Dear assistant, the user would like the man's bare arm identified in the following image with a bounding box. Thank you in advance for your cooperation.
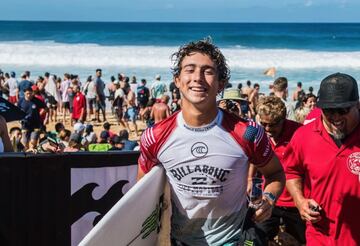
[287,178,322,223]
[137,165,146,181]
[253,155,285,222]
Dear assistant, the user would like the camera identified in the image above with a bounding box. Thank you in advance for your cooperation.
[226,100,238,111]
[310,205,319,212]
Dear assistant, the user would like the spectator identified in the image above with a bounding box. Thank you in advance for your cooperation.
[18,87,48,150]
[137,79,150,120]
[60,73,71,124]
[150,74,167,101]
[88,130,112,152]
[119,129,138,151]
[72,85,87,124]
[108,135,125,151]
[292,81,304,102]
[113,81,126,128]
[83,75,96,121]
[150,94,171,123]
[64,133,82,152]
[273,77,296,120]
[94,69,106,122]
[5,71,19,104]
[0,115,13,152]
[285,73,360,245]
[83,124,97,144]
[9,126,24,152]
[103,122,116,138]
[18,72,33,99]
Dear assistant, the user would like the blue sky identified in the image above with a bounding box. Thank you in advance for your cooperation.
[1,0,359,22]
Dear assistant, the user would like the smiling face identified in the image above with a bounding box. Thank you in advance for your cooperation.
[305,96,317,110]
[174,52,224,110]
[322,103,360,140]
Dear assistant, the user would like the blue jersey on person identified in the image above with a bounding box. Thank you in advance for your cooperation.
[122,140,138,151]
[18,97,46,130]
[18,80,33,98]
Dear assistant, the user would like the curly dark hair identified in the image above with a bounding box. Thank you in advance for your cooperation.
[171,37,230,85]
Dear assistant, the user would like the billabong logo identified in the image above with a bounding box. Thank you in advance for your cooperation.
[347,152,360,176]
[191,142,208,158]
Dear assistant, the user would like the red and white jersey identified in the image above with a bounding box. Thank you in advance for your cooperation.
[139,109,273,245]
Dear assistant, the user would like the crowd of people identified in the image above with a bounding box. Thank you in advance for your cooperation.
[0,68,180,153]
[0,38,360,245]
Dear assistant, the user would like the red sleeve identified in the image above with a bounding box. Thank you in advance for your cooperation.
[243,121,274,167]
[222,112,274,167]
[138,127,159,173]
[138,112,179,173]
[284,130,305,180]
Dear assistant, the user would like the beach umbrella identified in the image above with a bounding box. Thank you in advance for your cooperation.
[0,97,26,122]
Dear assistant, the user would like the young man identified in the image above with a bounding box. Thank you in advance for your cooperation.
[71,85,87,124]
[18,87,48,150]
[124,83,139,137]
[94,69,106,122]
[252,96,305,244]
[150,74,167,101]
[285,73,360,246]
[138,39,285,245]
[60,73,71,123]
[150,94,171,124]
[5,71,19,104]
[273,77,296,121]
[137,79,150,121]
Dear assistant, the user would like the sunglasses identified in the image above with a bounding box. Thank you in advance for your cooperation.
[259,119,283,128]
[322,107,352,116]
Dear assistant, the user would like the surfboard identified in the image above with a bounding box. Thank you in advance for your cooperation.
[79,165,167,246]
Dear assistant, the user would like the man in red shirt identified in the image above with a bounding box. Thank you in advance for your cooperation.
[250,96,305,244]
[285,73,360,246]
[72,85,87,123]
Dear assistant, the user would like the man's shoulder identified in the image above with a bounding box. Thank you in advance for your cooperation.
[221,110,260,143]
[141,112,178,149]
[291,118,318,143]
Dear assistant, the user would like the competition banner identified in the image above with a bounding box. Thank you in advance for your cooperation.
[79,165,166,246]
[0,152,139,246]
[71,166,137,246]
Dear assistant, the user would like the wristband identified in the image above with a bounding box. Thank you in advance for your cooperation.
[263,192,276,203]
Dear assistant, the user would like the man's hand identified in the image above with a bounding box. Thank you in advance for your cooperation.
[297,198,322,223]
[253,197,274,223]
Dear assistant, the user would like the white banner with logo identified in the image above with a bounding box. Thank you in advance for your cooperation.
[71,165,138,246]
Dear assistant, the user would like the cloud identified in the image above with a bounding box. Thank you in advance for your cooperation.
[304,0,313,7]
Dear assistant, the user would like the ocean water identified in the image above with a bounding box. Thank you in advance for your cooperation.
[1,21,360,94]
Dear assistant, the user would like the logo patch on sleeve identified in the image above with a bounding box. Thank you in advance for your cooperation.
[243,125,258,142]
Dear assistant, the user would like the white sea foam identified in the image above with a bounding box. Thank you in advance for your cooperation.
[1,41,360,69]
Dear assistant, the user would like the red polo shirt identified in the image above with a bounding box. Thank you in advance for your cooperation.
[304,107,322,125]
[284,116,360,246]
[271,119,302,207]
[72,92,86,121]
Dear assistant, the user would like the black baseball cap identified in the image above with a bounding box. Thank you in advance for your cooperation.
[317,73,359,109]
